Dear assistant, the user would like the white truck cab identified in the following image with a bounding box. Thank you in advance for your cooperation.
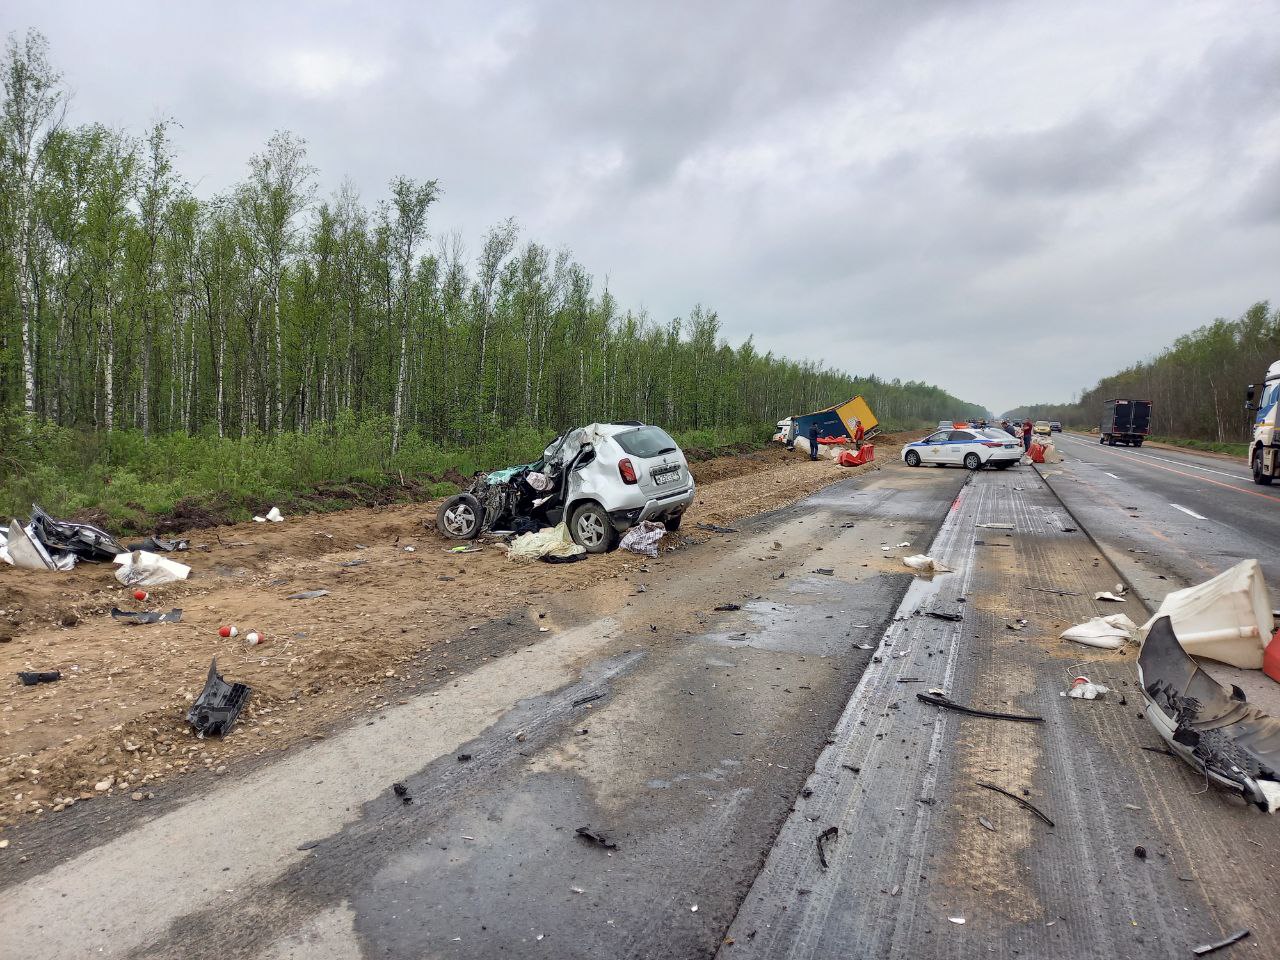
[1247,360,1280,485]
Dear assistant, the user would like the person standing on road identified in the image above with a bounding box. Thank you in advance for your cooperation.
[1021,418,1033,452]
[853,418,865,451]
[808,422,820,461]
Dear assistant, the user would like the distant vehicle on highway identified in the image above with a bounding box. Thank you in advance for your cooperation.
[1033,420,1052,436]
[1099,398,1151,447]
[1246,360,1280,484]
[902,428,1021,471]
[1050,421,1062,433]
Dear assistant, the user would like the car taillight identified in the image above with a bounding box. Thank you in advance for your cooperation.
[619,458,638,484]
[983,441,1003,448]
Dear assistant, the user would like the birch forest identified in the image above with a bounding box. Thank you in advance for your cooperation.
[1,31,983,469]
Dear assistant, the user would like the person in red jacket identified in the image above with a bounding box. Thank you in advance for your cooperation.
[1021,419,1033,452]
[853,419,865,451]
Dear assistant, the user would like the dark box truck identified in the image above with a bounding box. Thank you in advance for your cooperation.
[1099,398,1152,447]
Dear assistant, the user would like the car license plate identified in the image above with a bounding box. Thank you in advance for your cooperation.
[653,466,680,485]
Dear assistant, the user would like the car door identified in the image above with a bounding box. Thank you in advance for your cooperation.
[918,431,949,464]
[946,429,977,465]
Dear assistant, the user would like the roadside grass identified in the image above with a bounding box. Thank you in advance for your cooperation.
[1146,435,1250,458]
[0,416,772,534]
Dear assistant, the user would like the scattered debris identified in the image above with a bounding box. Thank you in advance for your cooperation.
[976,781,1054,827]
[572,692,605,708]
[1064,676,1110,700]
[1138,616,1280,812]
[1029,587,1082,597]
[286,590,330,600]
[815,826,839,868]
[457,753,472,762]
[1138,559,1272,669]
[253,506,284,523]
[977,522,1014,530]
[509,522,588,563]
[17,670,61,686]
[903,555,951,574]
[916,692,1044,723]
[1060,613,1137,650]
[126,535,189,552]
[186,658,251,736]
[445,545,481,554]
[714,603,743,612]
[113,550,191,588]
[1094,591,1128,602]
[110,607,183,625]
[948,916,966,925]
[1006,619,1029,631]
[218,625,239,638]
[695,523,738,534]
[619,520,667,558]
[1133,845,1147,860]
[1193,929,1251,956]
[813,568,835,576]
[978,816,996,832]
[575,826,618,850]
[392,782,412,804]
[925,611,963,623]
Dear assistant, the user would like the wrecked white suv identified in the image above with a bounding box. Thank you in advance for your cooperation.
[436,422,695,553]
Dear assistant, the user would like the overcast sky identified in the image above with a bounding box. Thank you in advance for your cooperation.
[10,0,1280,413]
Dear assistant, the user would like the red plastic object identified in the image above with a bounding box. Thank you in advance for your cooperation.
[839,444,875,467]
[816,435,848,445]
[1264,629,1280,684]
[1029,442,1046,463]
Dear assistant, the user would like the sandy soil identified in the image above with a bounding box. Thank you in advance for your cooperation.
[0,437,903,829]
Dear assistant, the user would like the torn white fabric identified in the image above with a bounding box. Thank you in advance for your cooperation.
[1065,677,1111,700]
[1095,591,1127,602]
[619,520,667,559]
[506,523,586,562]
[526,471,553,492]
[113,550,191,587]
[1138,559,1274,669]
[253,506,284,523]
[1060,614,1138,650]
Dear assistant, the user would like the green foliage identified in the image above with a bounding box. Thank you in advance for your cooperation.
[1147,436,1249,458]
[1005,301,1277,443]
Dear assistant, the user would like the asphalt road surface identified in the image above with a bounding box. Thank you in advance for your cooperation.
[3,455,1277,959]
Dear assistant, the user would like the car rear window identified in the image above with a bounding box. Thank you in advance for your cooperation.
[615,425,679,458]
[980,429,1011,439]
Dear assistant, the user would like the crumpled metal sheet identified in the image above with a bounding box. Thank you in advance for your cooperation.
[1138,615,1280,812]
[28,504,124,563]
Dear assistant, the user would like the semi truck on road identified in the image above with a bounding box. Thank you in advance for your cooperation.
[1246,361,1280,485]
[1099,398,1151,446]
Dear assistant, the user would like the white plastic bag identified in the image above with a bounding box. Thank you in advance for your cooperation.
[253,506,284,523]
[1064,676,1110,700]
[619,520,667,558]
[903,554,951,574]
[1060,613,1137,650]
[113,550,191,587]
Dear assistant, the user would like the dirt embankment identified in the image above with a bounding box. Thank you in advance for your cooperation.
[0,437,903,831]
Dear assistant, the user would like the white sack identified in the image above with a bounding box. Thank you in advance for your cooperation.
[253,506,284,523]
[903,554,951,574]
[793,436,811,456]
[113,550,191,587]
[1138,559,1274,669]
[1060,613,1137,650]
[506,523,586,562]
[619,520,667,559]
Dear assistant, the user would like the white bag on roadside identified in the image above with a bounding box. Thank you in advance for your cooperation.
[113,550,191,587]
[1060,613,1137,650]
[620,520,667,558]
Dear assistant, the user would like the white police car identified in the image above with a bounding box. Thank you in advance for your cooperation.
[902,427,1021,470]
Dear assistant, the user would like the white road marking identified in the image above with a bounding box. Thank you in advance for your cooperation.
[1105,472,1121,479]
[1170,503,1208,520]
[1060,435,1250,482]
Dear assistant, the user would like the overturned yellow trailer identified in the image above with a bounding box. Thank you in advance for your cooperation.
[792,395,879,441]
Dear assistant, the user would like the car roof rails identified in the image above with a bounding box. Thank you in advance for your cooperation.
[613,420,644,427]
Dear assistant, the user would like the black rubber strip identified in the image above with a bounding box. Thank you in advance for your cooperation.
[916,692,1044,723]
[976,780,1055,827]
[1193,928,1250,956]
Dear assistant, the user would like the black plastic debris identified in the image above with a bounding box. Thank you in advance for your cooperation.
[457,753,472,762]
[575,826,618,850]
[1133,845,1147,860]
[714,603,742,612]
[29,505,124,562]
[815,826,839,868]
[1138,616,1280,811]
[976,780,1054,827]
[392,782,412,805]
[286,590,330,600]
[186,658,251,736]
[695,523,738,534]
[126,536,189,552]
[813,568,835,576]
[1193,929,1251,956]
[18,670,61,686]
[572,691,605,708]
[542,553,589,564]
[925,611,963,623]
[917,692,1044,724]
[111,607,182,625]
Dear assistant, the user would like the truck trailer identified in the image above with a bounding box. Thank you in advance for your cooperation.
[1099,398,1152,447]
